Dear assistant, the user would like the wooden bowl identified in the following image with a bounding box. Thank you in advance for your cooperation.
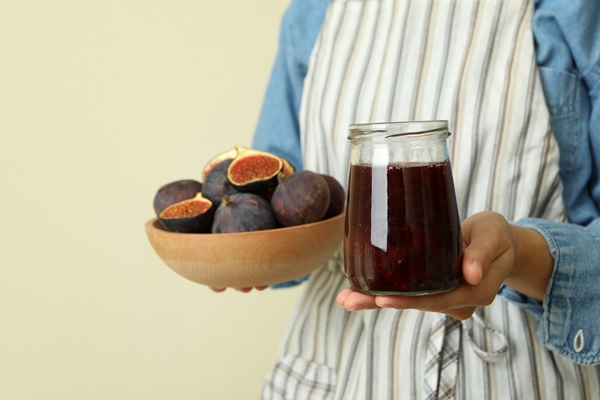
[145,212,345,288]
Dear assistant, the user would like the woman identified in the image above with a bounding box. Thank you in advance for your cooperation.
[244,0,600,398]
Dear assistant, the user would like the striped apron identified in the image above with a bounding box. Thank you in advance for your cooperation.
[262,0,600,399]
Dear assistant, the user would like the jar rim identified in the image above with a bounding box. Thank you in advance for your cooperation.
[348,120,449,141]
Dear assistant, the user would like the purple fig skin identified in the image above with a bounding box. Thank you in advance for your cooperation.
[320,174,345,219]
[153,179,203,217]
[212,193,277,233]
[270,170,331,227]
[202,159,240,205]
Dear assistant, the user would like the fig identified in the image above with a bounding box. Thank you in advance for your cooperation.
[270,170,331,227]
[158,192,215,233]
[280,157,296,176]
[227,147,283,193]
[201,146,240,181]
[153,179,203,217]
[202,159,240,205]
[320,174,345,219]
[212,193,277,233]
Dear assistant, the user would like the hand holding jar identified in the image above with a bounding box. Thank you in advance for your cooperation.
[339,121,553,320]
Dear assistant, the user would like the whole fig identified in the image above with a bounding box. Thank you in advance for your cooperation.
[202,159,240,205]
[270,170,331,227]
[212,193,277,233]
[153,179,203,217]
[320,174,345,219]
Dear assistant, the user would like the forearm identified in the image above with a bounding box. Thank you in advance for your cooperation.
[503,225,554,302]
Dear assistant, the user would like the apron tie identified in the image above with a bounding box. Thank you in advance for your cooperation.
[423,314,461,400]
[464,311,509,363]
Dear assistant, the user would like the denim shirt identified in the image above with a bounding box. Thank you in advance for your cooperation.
[252,0,600,365]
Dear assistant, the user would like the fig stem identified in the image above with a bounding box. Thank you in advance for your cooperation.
[222,195,231,206]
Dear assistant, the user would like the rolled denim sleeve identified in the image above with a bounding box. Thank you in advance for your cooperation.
[499,218,600,365]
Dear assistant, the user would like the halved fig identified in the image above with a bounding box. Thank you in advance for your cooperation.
[227,147,283,193]
[201,146,240,182]
[158,193,215,233]
[280,157,296,176]
[153,179,203,217]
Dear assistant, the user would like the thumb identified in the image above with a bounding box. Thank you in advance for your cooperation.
[460,212,508,286]
[462,256,484,285]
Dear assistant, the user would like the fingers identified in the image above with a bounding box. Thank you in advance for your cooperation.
[338,283,495,320]
[337,288,378,310]
[238,286,269,292]
[373,287,487,320]
[336,288,352,305]
[209,285,270,293]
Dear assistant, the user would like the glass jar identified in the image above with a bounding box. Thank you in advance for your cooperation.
[344,120,463,296]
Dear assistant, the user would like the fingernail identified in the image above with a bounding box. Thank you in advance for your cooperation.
[472,260,483,281]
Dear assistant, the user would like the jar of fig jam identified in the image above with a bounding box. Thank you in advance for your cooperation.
[344,120,463,296]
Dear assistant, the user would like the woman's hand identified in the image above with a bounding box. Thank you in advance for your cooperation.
[337,211,553,320]
[210,286,269,293]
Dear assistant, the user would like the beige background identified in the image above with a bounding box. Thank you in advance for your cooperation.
[0,1,305,399]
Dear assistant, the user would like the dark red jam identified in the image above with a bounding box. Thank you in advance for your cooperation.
[344,161,463,295]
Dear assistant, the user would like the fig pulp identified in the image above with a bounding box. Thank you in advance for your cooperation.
[153,179,203,216]
[212,193,277,233]
[201,146,241,181]
[158,193,215,233]
[270,171,331,227]
[320,174,345,219]
[227,147,283,193]
[202,159,240,205]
